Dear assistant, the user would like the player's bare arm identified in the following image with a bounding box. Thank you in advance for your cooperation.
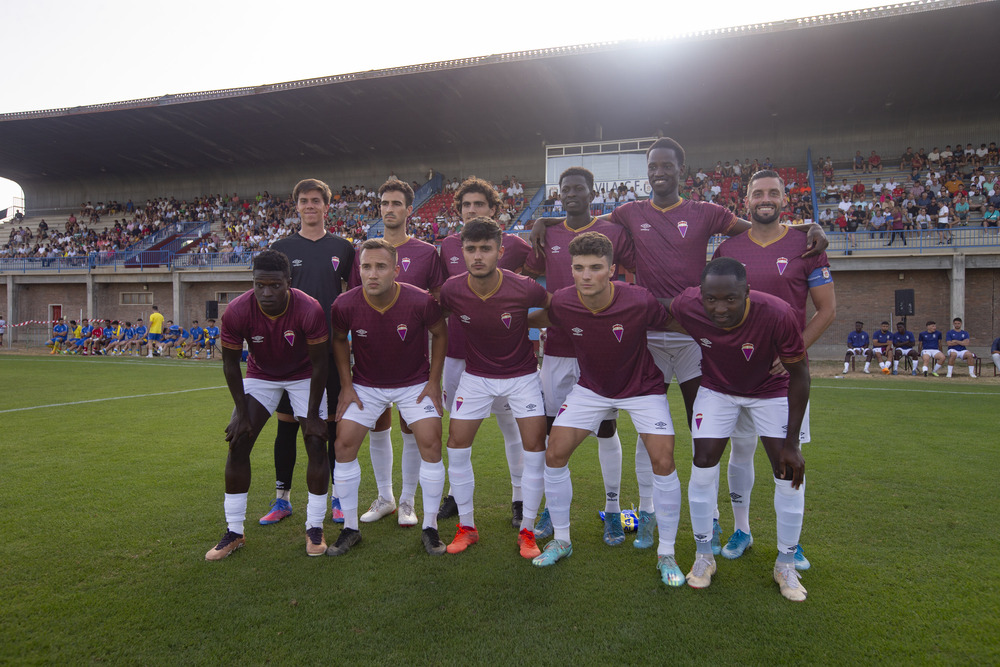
[222,345,253,443]
[331,327,362,421]
[803,282,837,349]
[529,216,567,255]
[301,340,329,441]
[779,357,810,489]
[416,317,448,416]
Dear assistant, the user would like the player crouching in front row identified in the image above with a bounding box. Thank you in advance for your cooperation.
[328,238,450,556]
[526,232,685,586]
[205,249,332,561]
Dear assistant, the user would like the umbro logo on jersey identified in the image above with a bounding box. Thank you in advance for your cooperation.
[572,327,583,336]
[460,315,471,323]
[449,256,460,264]
[776,257,789,276]
[550,245,561,254]
[356,329,368,337]
[251,335,264,343]
[700,338,712,347]
[292,259,303,267]
[640,223,651,232]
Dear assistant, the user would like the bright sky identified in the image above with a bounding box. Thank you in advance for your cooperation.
[1,0,886,219]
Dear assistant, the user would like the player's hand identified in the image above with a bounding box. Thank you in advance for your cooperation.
[801,223,829,257]
[529,218,548,257]
[770,358,787,375]
[301,415,328,442]
[776,441,805,489]
[225,411,252,443]
[335,386,363,422]
[417,380,443,416]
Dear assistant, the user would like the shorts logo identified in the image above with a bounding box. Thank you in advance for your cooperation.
[455,396,464,410]
[640,223,651,232]
[500,313,512,329]
[292,259,303,267]
[612,323,624,342]
[741,343,755,361]
[401,257,411,272]
[557,403,568,417]
[525,403,537,410]
[654,421,668,429]
[283,330,295,346]
[677,221,688,238]
[776,257,788,276]
[699,337,712,348]
[424,404,436,412]
[572,327,583,336]
[331,256,340,270]
[694,413,703,429]
[252,335,264,343]
[550,245,561,254]
[356,329,368,338]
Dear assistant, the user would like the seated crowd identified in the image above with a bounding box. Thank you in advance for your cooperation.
[45,316,220,359]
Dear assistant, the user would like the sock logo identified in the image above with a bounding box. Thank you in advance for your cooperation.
[741,343,755,360]
[607,492,617,500]
[694,413,703,430]
[729,492,742,502]
[677,220,689,238]
[283,330,295,346]
[612,323,624,342]
[331,256,340,270]
[397,324,408,341]
[500,312,512,329]
[776,257,788,275]
[401,257,411,272]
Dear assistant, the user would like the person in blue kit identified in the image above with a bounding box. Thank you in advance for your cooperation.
[990,335,1000,375]
[917,321,946,377]
[891,322,919,376]
[188,320,206,358]
[945,317,977,378]
[843,321,870,374]
[870,321,893,374]
[205,319,221,359]
[47,317,69,354]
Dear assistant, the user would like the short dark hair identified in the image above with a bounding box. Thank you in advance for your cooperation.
[379,180,414,207]
[560,167,595,191]
[568,232,613,266]
[646,137,686,165]
[454,177,501,215]
[748,169,785,191]
[881,321,890,325]
[896,322,905,327]
[460,217,502,246]
[926,320,936,326]
[701,256,746,284]
[292,179,332,206]
[252,248,291,277]
[856,321,864,325]
[953,317,962,323]
[359,237,397,262]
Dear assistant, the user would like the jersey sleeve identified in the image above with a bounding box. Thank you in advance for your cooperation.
[330,295,350,334]
[220,307,243,350]
[527,276,550,308]
[423,292,444,326]
[348,254,361,290]
[302,298,329,345]
[524,247,547,277]
[504,235,532,270]
[710,202,739,235]
[547,292,566,328]
[775,305,807,364]
[643,288,670,330]
[427,248,447,289]
[611,226,636,273]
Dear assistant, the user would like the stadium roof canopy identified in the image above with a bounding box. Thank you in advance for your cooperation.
[1,0,996,202]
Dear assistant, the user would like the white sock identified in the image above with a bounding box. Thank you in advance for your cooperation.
[334,459,362,531]
[544,464,572,543]
[224,493,248,535]
[635,435,654,513]
[305,492,327,530]
[843,362,849,373]
[400,431,421,506]
[447,447,475,528]
[496,412,523,502]
[933,363,942,373]
[728,436,757,533]
[922,365,928,373]
[689,464,720,555]
[992,353,1000,373]
[774,476,804,557]
[864,361,870,371]
[947,365,954,377]
[597,433,622,513]
[893,359,900,371]
[419,460,445,530]
[652,471,681,556]
[969,365,976,378]
[520,450,545,530]
[368,429,394,500]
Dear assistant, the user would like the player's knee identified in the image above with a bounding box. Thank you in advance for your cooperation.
[303,436,327,460]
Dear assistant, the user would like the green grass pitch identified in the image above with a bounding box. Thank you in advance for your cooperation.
[1,355,998,664]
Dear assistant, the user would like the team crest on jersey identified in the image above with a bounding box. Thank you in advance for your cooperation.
[331,256,340,270]
[776,257,789,276]
[455,397,464,411]
[356,329,368,338]
[741,343,755,360]
[284,330,295,346]
[640,223,651,232]
[550,245,561,254]
[572,327,583,336]
[557,404,568,417]
[501,313,512,329]
[694,412,703,430]
[700,338,712,348]
[612,323,624,342]
[677,221,689,238]
[401,257,411,272]
[252,335,264,343]
[397,324,408,341]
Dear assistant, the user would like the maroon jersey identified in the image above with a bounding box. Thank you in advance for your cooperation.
[221,288,328,381]
[669,287,806,399]
[548,282,667,398]
[331,282,443,389]
[349,236,446,291]
[611,199,738,298]
[440,232,532,359]
[524,218,637,357]
[439,269,548,379]
[713,226,832,329]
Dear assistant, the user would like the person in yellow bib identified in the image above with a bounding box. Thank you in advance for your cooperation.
[147,305,165,358]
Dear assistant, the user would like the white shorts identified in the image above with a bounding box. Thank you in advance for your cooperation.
[243,377,328,420]
[540,355,580,416]
[450,371,545,420]
[646,330,702,384]
[341,383,439,429]
[692,387,788,441]
[872,345,889,356]
[848,347,867,356]
[950,349,973,359]
[554,384,673,436]
[921,348,943,358]
[732,399,811,444]
[896,347,914,355]
[444,356,511,416]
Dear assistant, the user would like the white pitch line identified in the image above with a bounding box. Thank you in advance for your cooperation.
[813,383,1000,397]
[0,386,228,413]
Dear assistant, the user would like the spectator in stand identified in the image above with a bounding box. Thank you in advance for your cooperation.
[968,187,987,214]
[927,147,941,167]
[845,206,863,254]
[944,174,965,197]
[953,195,970,223]
[852,151,865,173]
[852,179,866,198]
[886,204,907,247]
[867,150,882,173]
[935,198,952,245]
[900,147,915,170]
[818,208,834,231]
[940,146,955,168]
[869,205,887,239]
[871,178,884,197]
[838,179,852,199]
[983,205,999,232]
